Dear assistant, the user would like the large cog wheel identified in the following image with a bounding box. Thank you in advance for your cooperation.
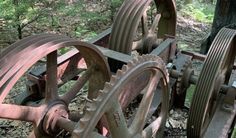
[187,28,236,137]
[72,55,170,138]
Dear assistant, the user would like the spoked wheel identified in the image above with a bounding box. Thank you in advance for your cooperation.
[73,55,169,138]
[109,0,176,54]
[187,28,236,137]
[0,34,110,137]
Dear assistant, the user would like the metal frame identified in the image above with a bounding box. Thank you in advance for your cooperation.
[6,27,236,137]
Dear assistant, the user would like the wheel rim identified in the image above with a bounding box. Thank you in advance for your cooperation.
[73,55,169,138]
[0,34,110,137]
[109,0,176,54]
[187,28,236,137]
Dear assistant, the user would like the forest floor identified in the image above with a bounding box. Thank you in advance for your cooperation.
[0,2,211,137]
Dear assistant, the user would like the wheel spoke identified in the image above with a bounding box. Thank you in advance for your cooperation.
[141,9,149,36]
[150,14,161,33]
[46,51,59,101]
[0,104,42,122]
[143,115,163,137]
[129,75,159,135]
[61,66,94,105]
[106,99,129,138]
[143,79,168,137]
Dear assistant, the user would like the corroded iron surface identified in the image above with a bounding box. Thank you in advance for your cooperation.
[73,55,169,138]
[187,28,236,137]
[0,34,110,137]
[109,0,176,54]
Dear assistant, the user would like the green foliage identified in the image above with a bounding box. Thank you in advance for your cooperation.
[185,85,195,107]
[0,0,55,39]
[1,0,41,27]
[0,0,122,41]
[111,0,123,9]
[232,127,236,138]
[181,2,215,23]
[58,2,84,17]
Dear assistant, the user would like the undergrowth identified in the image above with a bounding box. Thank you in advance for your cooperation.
[178,1,215,23]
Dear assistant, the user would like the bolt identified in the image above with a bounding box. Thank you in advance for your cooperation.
[166,63,174,70]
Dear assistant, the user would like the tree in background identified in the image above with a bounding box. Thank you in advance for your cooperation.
[201,0,236,53]
[0,0,58,39]
[0,0,123,40]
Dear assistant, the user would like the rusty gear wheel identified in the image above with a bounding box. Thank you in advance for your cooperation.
[0,34,110,137]
[108,0,176,71]
[109,0,176,54]
[72,55,169,138]
[176,60,194,95]
[187,28,236,137]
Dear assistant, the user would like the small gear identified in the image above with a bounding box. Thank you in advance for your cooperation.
[176,60,194,95]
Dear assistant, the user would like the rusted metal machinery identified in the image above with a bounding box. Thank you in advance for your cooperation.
[0,0,235,137]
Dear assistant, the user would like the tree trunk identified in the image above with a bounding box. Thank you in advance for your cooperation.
[17,25,22,39]
[13,0,22,39]
[200,0,236,53]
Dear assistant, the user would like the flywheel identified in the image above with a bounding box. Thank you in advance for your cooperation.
[72,55,169,138]
[187,28,236,137]
[109,0,176,54]
[0,34,110,137]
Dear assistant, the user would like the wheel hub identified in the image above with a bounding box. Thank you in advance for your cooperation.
[143,33,157,53]
[42,102,69,135]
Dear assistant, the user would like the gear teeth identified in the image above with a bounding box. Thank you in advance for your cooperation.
[140,55,147,60]
[147,54,154,58]
[96,87,108,99]
[78,120,86,130]
[116,70,124,77]
[153,56,161,62]
[121,65,129,72]
[86,107,96,112]
[127,61,134,67]
[80,113,90,122]
[137,55,145,62]
[144,54,160,62]
[110,75,117,84]
[86,102,96,111]
[75,55,170,136]
[78,118,89,132]
[103,82,113,92]
[132,57,139,64]
[96,90,105,99]
[97,89,103,95]
[102,82,113,96]
[94,96,103,102]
